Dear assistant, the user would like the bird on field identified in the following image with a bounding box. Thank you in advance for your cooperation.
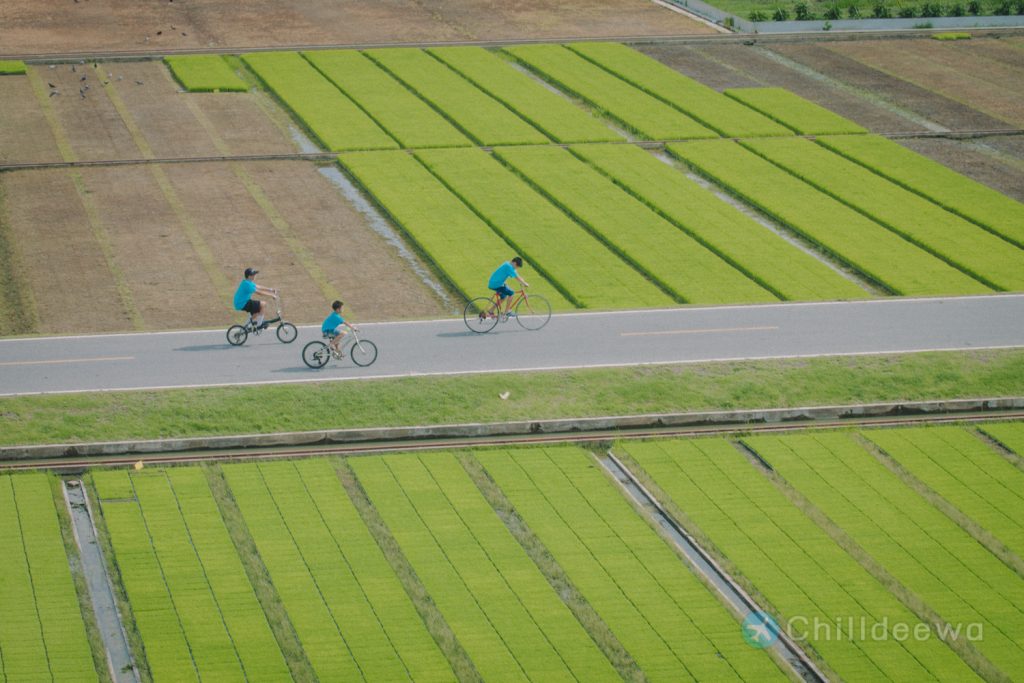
[135,80,144,85]
[80,75,86,81]
[48,82,55,88]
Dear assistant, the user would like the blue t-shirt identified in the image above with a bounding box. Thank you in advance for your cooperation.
[322,312,345,334]
[488,262,517,290]
[233,279,256,310]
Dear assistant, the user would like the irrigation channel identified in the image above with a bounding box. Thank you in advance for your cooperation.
[5,406,1022,682]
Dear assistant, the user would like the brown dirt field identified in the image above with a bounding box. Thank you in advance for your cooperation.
[634,44,764,90]
[0,0,711,56]
[185,91,298,157]
[895,137,1024,203]
[827,40,1024,128]
[1,169,131,333]
[0,75,62,164]
[766,42,1003,133]
[244,162,451,321]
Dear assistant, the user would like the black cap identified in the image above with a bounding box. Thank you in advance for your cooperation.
[244,267,259,277]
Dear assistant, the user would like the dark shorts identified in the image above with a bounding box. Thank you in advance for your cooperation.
[241,299,261,315]
[491,285,514,300]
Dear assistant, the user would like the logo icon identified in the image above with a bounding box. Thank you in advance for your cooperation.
[742,611,779,649]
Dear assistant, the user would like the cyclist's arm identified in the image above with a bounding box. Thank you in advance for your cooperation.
[254,285,278,297]
[515,274,530,288]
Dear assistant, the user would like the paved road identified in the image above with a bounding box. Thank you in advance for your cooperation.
[1,295,1022,397]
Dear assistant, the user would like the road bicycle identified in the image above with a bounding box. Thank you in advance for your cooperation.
[463,288,551,334]
[226,296,297,346]
[302,329,378,368]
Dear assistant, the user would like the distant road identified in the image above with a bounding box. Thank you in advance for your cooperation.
[1,295,1022,397]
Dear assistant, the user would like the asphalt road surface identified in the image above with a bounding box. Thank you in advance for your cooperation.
[1,295,1022,397]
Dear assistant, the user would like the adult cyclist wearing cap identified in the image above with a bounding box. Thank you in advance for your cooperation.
[488,256,529,317]
[232,267,278,332]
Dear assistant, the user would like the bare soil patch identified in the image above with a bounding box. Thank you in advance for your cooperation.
[633,44,764,90]
[186,91,298,157]
[0,1,711,56]
[827,40,1024,128]
[0,75,61,164]
[896,137,1024,203]
[1,169,131,333]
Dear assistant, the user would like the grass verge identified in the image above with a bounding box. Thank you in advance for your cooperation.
[1,349,1022,447]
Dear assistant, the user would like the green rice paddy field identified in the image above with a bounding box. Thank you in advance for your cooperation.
[3,421,1024,681]
[174,43,1023,307]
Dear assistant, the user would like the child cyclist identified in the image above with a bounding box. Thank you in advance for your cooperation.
[322,300,358,358]
[488,256,529,317]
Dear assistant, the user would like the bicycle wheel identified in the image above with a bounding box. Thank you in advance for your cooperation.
[464,297,498,333]
[350,339,378,367]
[515,294,551,330]
[302,341,331,369]
[227,325,248,346]
[276,322,298,343]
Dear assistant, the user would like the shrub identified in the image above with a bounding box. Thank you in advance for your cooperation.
[873,2,893,16]
[897,4,918,16]
[946,3,966,14]
[993,0,1012,12]
[794,1,815,19]
[1015,0,1024,13]
[920,1,944,15]
[823,3,842,19]
[773,5,791,19]
[967,0,983,13]
[749,8,769,20]
[848,4,863,16]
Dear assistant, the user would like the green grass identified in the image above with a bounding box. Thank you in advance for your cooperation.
[743,431,1024,679]
[504,44,716,141]
[669,140,991,296]
[351,451,620,682]
[336,150,572,308]
[0,60,26,75]
[980,422,1024,458]
[566,43,790,138]
[164,55,247,92]
[415,147,673,309]
[364,48,550,146]
[302,50,472,149]
[1,349,1023,447]
[816,135,1024,249]
[867,426,1024,560]
[620,437,982,682]
[570,143,868,301]
[495,145,776,304]
[0,474,99,681]
[723,87,868,135]
[477,446,789,682]
[741,137,1024,291]
[241,51,398,151]
[428,46,622,144]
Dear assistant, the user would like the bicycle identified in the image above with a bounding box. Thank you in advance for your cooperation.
[302,328,378,369]
[463,288,551,334]
[226,296,297,346]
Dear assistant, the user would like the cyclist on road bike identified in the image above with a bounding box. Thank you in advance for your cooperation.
[322,300,357,358]
[488,256,529,316]
[232,267,278,332]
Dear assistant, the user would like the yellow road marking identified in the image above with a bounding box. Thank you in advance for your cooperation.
[0,356,135,367]
[621,325,779,337]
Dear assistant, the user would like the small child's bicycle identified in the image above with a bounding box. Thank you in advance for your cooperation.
[463,288,551,333]
[302,329,378,369]
[226,297,297,346]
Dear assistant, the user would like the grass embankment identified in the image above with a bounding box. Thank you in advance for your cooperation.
[1,349,1022,447]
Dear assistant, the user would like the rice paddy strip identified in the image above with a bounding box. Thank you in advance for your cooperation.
[221,463,363,681]
[495,145,775,304]
[276,459,456,682]
[93,471,197,681]
[743,432,1024,679]
[428,46,622,143]
[867,427,1024,561]
[302,50,472,149]
[817,135,1024,249]
[338,149,572,308]
[567,42,790,138]
[353,451,620,683]
[669,140,990,296]
[571,143,868,301]
[742,138,1024,291]
[723,87,868,135]
[622,438,981,683]
[980,422,1024,458]
[164,55,247,92]
[241,51,398,151]
[0,60,26,75]
[477,446,788,683]
[415,147,673,309]
[364,48,549,146]
[0,474,98,682]
[504,44,716,141]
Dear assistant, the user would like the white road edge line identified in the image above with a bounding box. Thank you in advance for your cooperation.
[1,343,1021,398]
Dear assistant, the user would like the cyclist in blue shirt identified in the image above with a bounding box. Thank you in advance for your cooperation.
[488,256,529,316]
[232,267,278,331]
[322,300,357,358]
